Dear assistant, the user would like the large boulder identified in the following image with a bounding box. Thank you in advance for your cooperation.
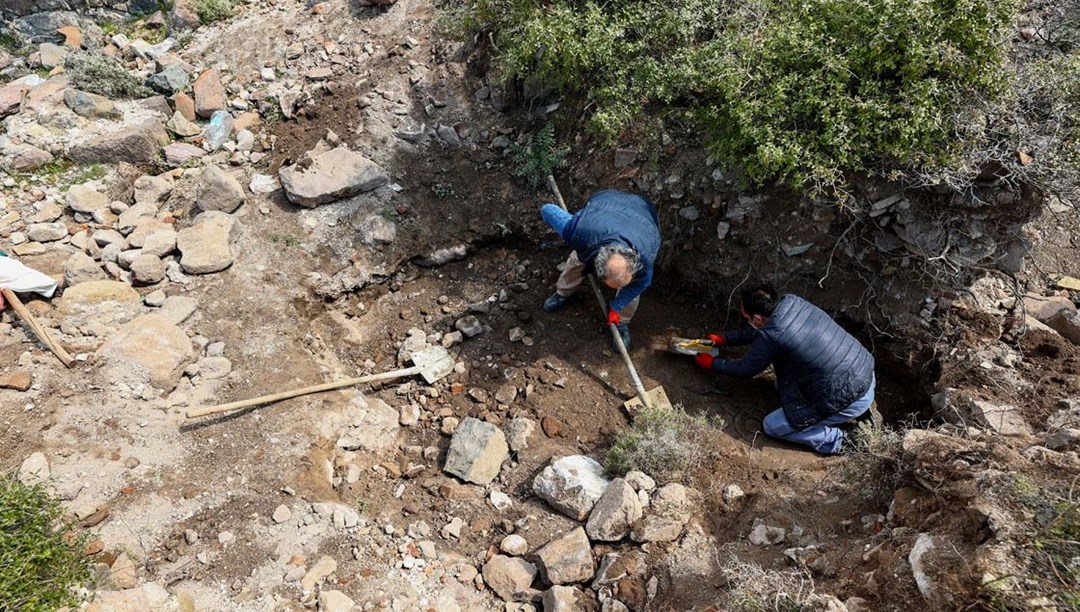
[176,211,239,274]
[278,147,388,207]
[68,120,168,165]
[196,166,245,213]
[443,417,509,485]
[536,527,594,585]
[482,555,538,602]
[96,313,194,391]
[585,479,642,542]
[56,280,141,328]
[532,455,610,520]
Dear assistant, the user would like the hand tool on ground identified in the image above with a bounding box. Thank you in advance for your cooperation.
[667,336,721,356]
[545,174,672,414]
[185,346,455,420]
[1,287,74,368]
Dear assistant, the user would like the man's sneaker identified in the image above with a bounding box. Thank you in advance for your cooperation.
[543,292,578,313]
[611,323,631,351]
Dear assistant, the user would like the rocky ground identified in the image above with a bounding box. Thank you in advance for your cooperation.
[1,1,1079,611]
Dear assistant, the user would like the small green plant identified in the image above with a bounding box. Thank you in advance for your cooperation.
[431,182,456,199]
[355,497,367,514]
[99,20,119,36]
[270,234,302,248]
[195,0,234,24]
[0,33,21,53]
[604,404,723,480]
[379,207,398,221]
[0,473,94,610]
[63,51,152,99]
[510,123,568,189]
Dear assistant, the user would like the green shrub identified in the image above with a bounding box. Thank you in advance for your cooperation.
[604,404,723,480]
[510,123,568,189]
[195,0,234,24]
[0,474,93,610]
[455,0,1020,198]
[63,51,152,99]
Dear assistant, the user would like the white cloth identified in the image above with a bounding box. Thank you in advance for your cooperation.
[0,255,58,298]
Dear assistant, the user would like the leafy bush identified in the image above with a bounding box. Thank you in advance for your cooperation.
[63,51,152,99]
[604,404,723,480]
[195,0,234,24]
[510,123,568,188]
[0,474,93,610]
[455,0,1021,197]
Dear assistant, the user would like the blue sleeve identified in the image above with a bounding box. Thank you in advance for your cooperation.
[712,336,777,378]
[724,326,756,346]
[609,266,652,312]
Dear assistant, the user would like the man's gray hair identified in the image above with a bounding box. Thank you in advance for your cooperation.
[595,244,642,281]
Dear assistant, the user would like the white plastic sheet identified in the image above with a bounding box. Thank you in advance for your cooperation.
[0,255,58,298]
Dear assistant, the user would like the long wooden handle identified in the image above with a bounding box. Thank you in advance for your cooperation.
[2,288,74,368]
[185,365,421,419]
[546,175,652,408]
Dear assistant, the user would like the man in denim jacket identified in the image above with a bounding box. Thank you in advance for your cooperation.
[694,282,876,454]
[540,190,661,349]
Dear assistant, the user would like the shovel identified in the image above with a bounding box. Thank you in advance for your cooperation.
[545,175,672,415]
[185,346,455,420]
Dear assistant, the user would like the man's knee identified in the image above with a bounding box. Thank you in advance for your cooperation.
[762,409,789,437]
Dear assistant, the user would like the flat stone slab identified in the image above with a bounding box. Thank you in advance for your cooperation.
[278,147,388,207]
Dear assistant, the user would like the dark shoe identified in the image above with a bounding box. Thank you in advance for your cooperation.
[611,323,631,351]
[543,292,577,313]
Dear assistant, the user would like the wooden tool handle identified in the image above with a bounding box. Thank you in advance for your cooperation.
[546,175,652,409]
[185,365,421,419]
[1,288,74,368]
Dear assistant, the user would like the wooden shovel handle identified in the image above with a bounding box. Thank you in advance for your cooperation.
[1,288,74,368]
[184,365,422,419]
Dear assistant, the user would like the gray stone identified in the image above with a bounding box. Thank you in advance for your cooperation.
[1043,428,1080,451]
[144,290,166,307]
[748,522,787,546]
[249,173,279,194]
[613,149,637,168]
[197,166,245,213]
[482,555,537,602]
[165,111,201,137]
[335,398,400,452]
[146,64,189,94]
[1023,294,1076,322]
[318,590,355,612]
[506,417,536,451]
[455,315,484,338]
[0,78,34,119]
[533,455,610,521]
[300,555,337,593]
[56,280,141,328]
[130,253,165,285]
[96,313,193,391]
[169,0,201,33]
[164,142,206,166]
[543,586,591,612]
[536,527,594,585]
[69,120,167,165]
[436,124,461,146]
[357,214,396,245]
[909,533,935,600]
[159,296,198,325]
[39,43,67,68]
[630,516,684,543]
[26,222,67,242]
[67,183,109,214]
[443,417,509,485]
[279,147,389,207]
[141,230,177,258]
[721,483,745,503]
[133,174,174,205]
[968,399,1029,436]
[624,471,655,492]
[118,202,158,235]
[1048,309,1080,345]
[9,145,53,171]
[63,89,120,119]
[196,356,231,379]
[500,534,529,556]
[176,211,239,274]
[18,452,49,485]
[585,479,643,541]
[64,251,106,286]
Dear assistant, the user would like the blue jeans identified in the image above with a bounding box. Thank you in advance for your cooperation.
[762,378,876,455]
[541,203,572,239]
